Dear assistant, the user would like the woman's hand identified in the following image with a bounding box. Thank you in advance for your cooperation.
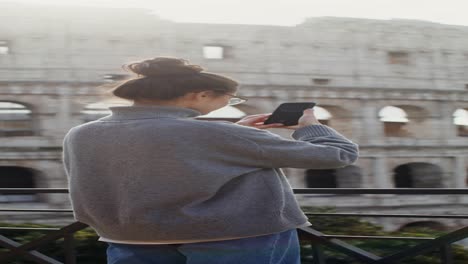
[236,109,321,130]
[236,114,284,129]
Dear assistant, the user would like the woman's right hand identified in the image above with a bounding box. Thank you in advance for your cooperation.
[236,114,285,129]
[283,108,322,130]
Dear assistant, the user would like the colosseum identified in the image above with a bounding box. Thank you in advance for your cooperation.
[0,4,467,231]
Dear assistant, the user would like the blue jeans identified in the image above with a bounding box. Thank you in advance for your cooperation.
[106,229,301,264]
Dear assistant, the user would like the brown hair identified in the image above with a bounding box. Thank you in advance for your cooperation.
[111,57,238,100]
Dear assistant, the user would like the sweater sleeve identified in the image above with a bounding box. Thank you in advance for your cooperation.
[62,131,72,178]
[207,123,359,169]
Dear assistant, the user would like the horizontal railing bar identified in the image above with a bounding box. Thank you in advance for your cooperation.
[0,209,73,213]
[323,235,434,241]
[305,213,468,219]
[294,188,468,195]
[0,227,434,241]
[1,210,467,220]
[0,227,61,231]
[2,188,468,195]
[0,188,68,194]
[0,210,466,220]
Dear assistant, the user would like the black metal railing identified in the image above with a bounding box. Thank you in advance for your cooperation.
[0,188,467,263]
[297,188,468,263]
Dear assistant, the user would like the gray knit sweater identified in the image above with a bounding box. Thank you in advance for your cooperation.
[62,105,359,243]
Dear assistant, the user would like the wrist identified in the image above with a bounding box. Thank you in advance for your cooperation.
[298,122,322,127]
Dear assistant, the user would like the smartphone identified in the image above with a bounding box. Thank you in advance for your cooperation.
[263,102,316,126]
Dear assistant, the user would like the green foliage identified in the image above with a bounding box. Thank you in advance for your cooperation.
[300,207,468,264]
[1,212,468,264]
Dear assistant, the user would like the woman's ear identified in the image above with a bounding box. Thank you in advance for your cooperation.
[195,90,215,99]
[185,91,205,100]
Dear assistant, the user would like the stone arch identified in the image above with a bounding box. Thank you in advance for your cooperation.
[197,102,265,122]
[0,93,61,120]
[379,105,409,137]
[335,165,363,188]
[453,108,468,137]
[0,166,41,203]
[235,103,265,116]
[80,98,130,123]
[399,221,447,231]
[314,104,353,137]
[316,104,349,120]
[314,106,332,125]
[393,162,443,188]
[0,101,36,136]
[305,169,337,188]
[81,102,112,123]
[197,106,247,122]
[465,155,468,187]
[305,165,363,188]
[378,105,429,137]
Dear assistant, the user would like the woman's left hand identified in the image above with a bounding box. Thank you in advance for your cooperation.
[236,114,284,129]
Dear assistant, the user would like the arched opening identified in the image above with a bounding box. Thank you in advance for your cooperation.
[399,221,447,232]
[81,99,131,123]
[335,165,363,188]
[0,166,38,202]
[197,106,246,122]
[305,165,363,189]
[379,106,409,137]
[393,162,443,188]
[0,101,34,137]
[314,105,353,137]
[314,106,332,125]
[466,167,468,186]
[453,108,468,137]
[81,102,112,123]
[305,169,337,188]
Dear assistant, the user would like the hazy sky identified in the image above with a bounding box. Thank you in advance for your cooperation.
[5,0,468,26]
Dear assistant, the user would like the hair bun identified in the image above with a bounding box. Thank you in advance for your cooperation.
[123,57,204,77]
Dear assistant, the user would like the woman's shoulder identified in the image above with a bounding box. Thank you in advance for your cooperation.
[188,119,259,133]
[186,119,279,140]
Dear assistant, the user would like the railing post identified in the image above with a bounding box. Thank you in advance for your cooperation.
[63,233,76,264]
[440,244,453,264]
[311,243,326,264]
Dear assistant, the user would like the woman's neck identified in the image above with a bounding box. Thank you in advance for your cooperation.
[133,99,186,108]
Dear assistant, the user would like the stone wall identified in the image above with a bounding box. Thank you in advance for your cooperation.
[0,4,467,230]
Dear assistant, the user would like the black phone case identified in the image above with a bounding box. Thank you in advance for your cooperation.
[264,102,316,126]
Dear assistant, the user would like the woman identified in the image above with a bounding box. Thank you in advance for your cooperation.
[63,57,359,264]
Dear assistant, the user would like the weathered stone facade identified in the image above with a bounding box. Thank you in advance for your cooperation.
[1,4,467,230]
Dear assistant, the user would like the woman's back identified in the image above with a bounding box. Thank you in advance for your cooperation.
[65,105,339,243]
[63,57,359,263]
